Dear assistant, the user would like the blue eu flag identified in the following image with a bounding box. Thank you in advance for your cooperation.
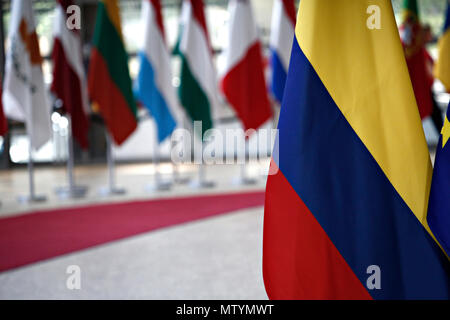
[428,102,450,256]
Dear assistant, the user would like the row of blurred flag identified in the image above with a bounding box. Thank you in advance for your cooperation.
[0,0,296,150]
[1,0,448,148]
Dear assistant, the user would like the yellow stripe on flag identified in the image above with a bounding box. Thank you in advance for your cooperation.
[435,30,450,92]
[295,0,432,228]
[101,0,123,36]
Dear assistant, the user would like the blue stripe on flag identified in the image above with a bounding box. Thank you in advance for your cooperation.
[428,103,450,256]
[135,52,176,143]
[443,4,450,32]
[270,49,288,104]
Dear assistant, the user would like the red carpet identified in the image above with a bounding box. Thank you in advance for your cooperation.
[0,191,264,272]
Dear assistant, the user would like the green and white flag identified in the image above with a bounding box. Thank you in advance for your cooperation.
[176,0,219,136]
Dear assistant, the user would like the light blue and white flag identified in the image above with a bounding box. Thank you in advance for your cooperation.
[135,0,180,143]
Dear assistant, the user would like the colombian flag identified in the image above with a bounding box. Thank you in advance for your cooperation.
[88,0,137,145]
[428,103,450,257]
[263,0,449,300]
[435,3,450,92]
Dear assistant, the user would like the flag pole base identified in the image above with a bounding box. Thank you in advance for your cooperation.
[234,163,258,185]
[232,176,258,186]
[174,175,191,185]
[17,194,47,204]
[54,185,88,199]
[190,163,216,189]
[190,179,216,189]
[98,186,126,197]
[145,180,173,192]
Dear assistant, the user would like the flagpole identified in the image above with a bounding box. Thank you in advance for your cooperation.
[99,131,126,196]
[234,138,257,185]
[188,118,213,189]
[197,162,215,188]
[55,115,87,199]
[191,141,215,189]
[18,122,46,203]
[173,161,190,184]
[27,141,35,197]
[146,122,172,192]
[172,113,191,184]
[67,116,75,189]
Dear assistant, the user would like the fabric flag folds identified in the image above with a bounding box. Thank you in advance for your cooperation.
[51,0,90,149]
[220,0,272,132]
[176,0,218,136]
[427,102,450,256]
[399,0,433,119]
[88,0,137,146]
[135,0,179,143]
[2,0,51,150]
[269,0,296,104]
[263,0,449,300]
[435,2,450,92]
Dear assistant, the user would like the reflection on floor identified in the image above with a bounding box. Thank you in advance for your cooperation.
[0,160,270,217]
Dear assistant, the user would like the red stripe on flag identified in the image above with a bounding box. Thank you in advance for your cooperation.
[51,39,89,149]
[88,48,137,145]
[190,0,210,42]
[263,162,372,300]
[57,0,72,12]
[221,42,273,132]
[282,0,297,27]
[405,48,433,119]
[149,0,165,40]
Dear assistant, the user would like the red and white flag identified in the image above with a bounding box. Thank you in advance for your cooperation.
[51,0,90,149]
[220,0,272,132]
[2,0,51,150]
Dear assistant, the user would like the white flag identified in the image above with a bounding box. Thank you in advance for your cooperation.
[2,0,51,150]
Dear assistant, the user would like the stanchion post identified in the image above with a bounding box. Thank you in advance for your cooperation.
[146,122,172,192]
[191,138,215,189]
[234,137,257,185]
[172,113,191,185]
[18,122,47,203]
[106,132,115,190]
[99,131,126,196]
[54,115,88,199]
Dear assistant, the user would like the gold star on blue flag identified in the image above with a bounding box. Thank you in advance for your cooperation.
[442,111,450,148]
[428,102,450,256]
